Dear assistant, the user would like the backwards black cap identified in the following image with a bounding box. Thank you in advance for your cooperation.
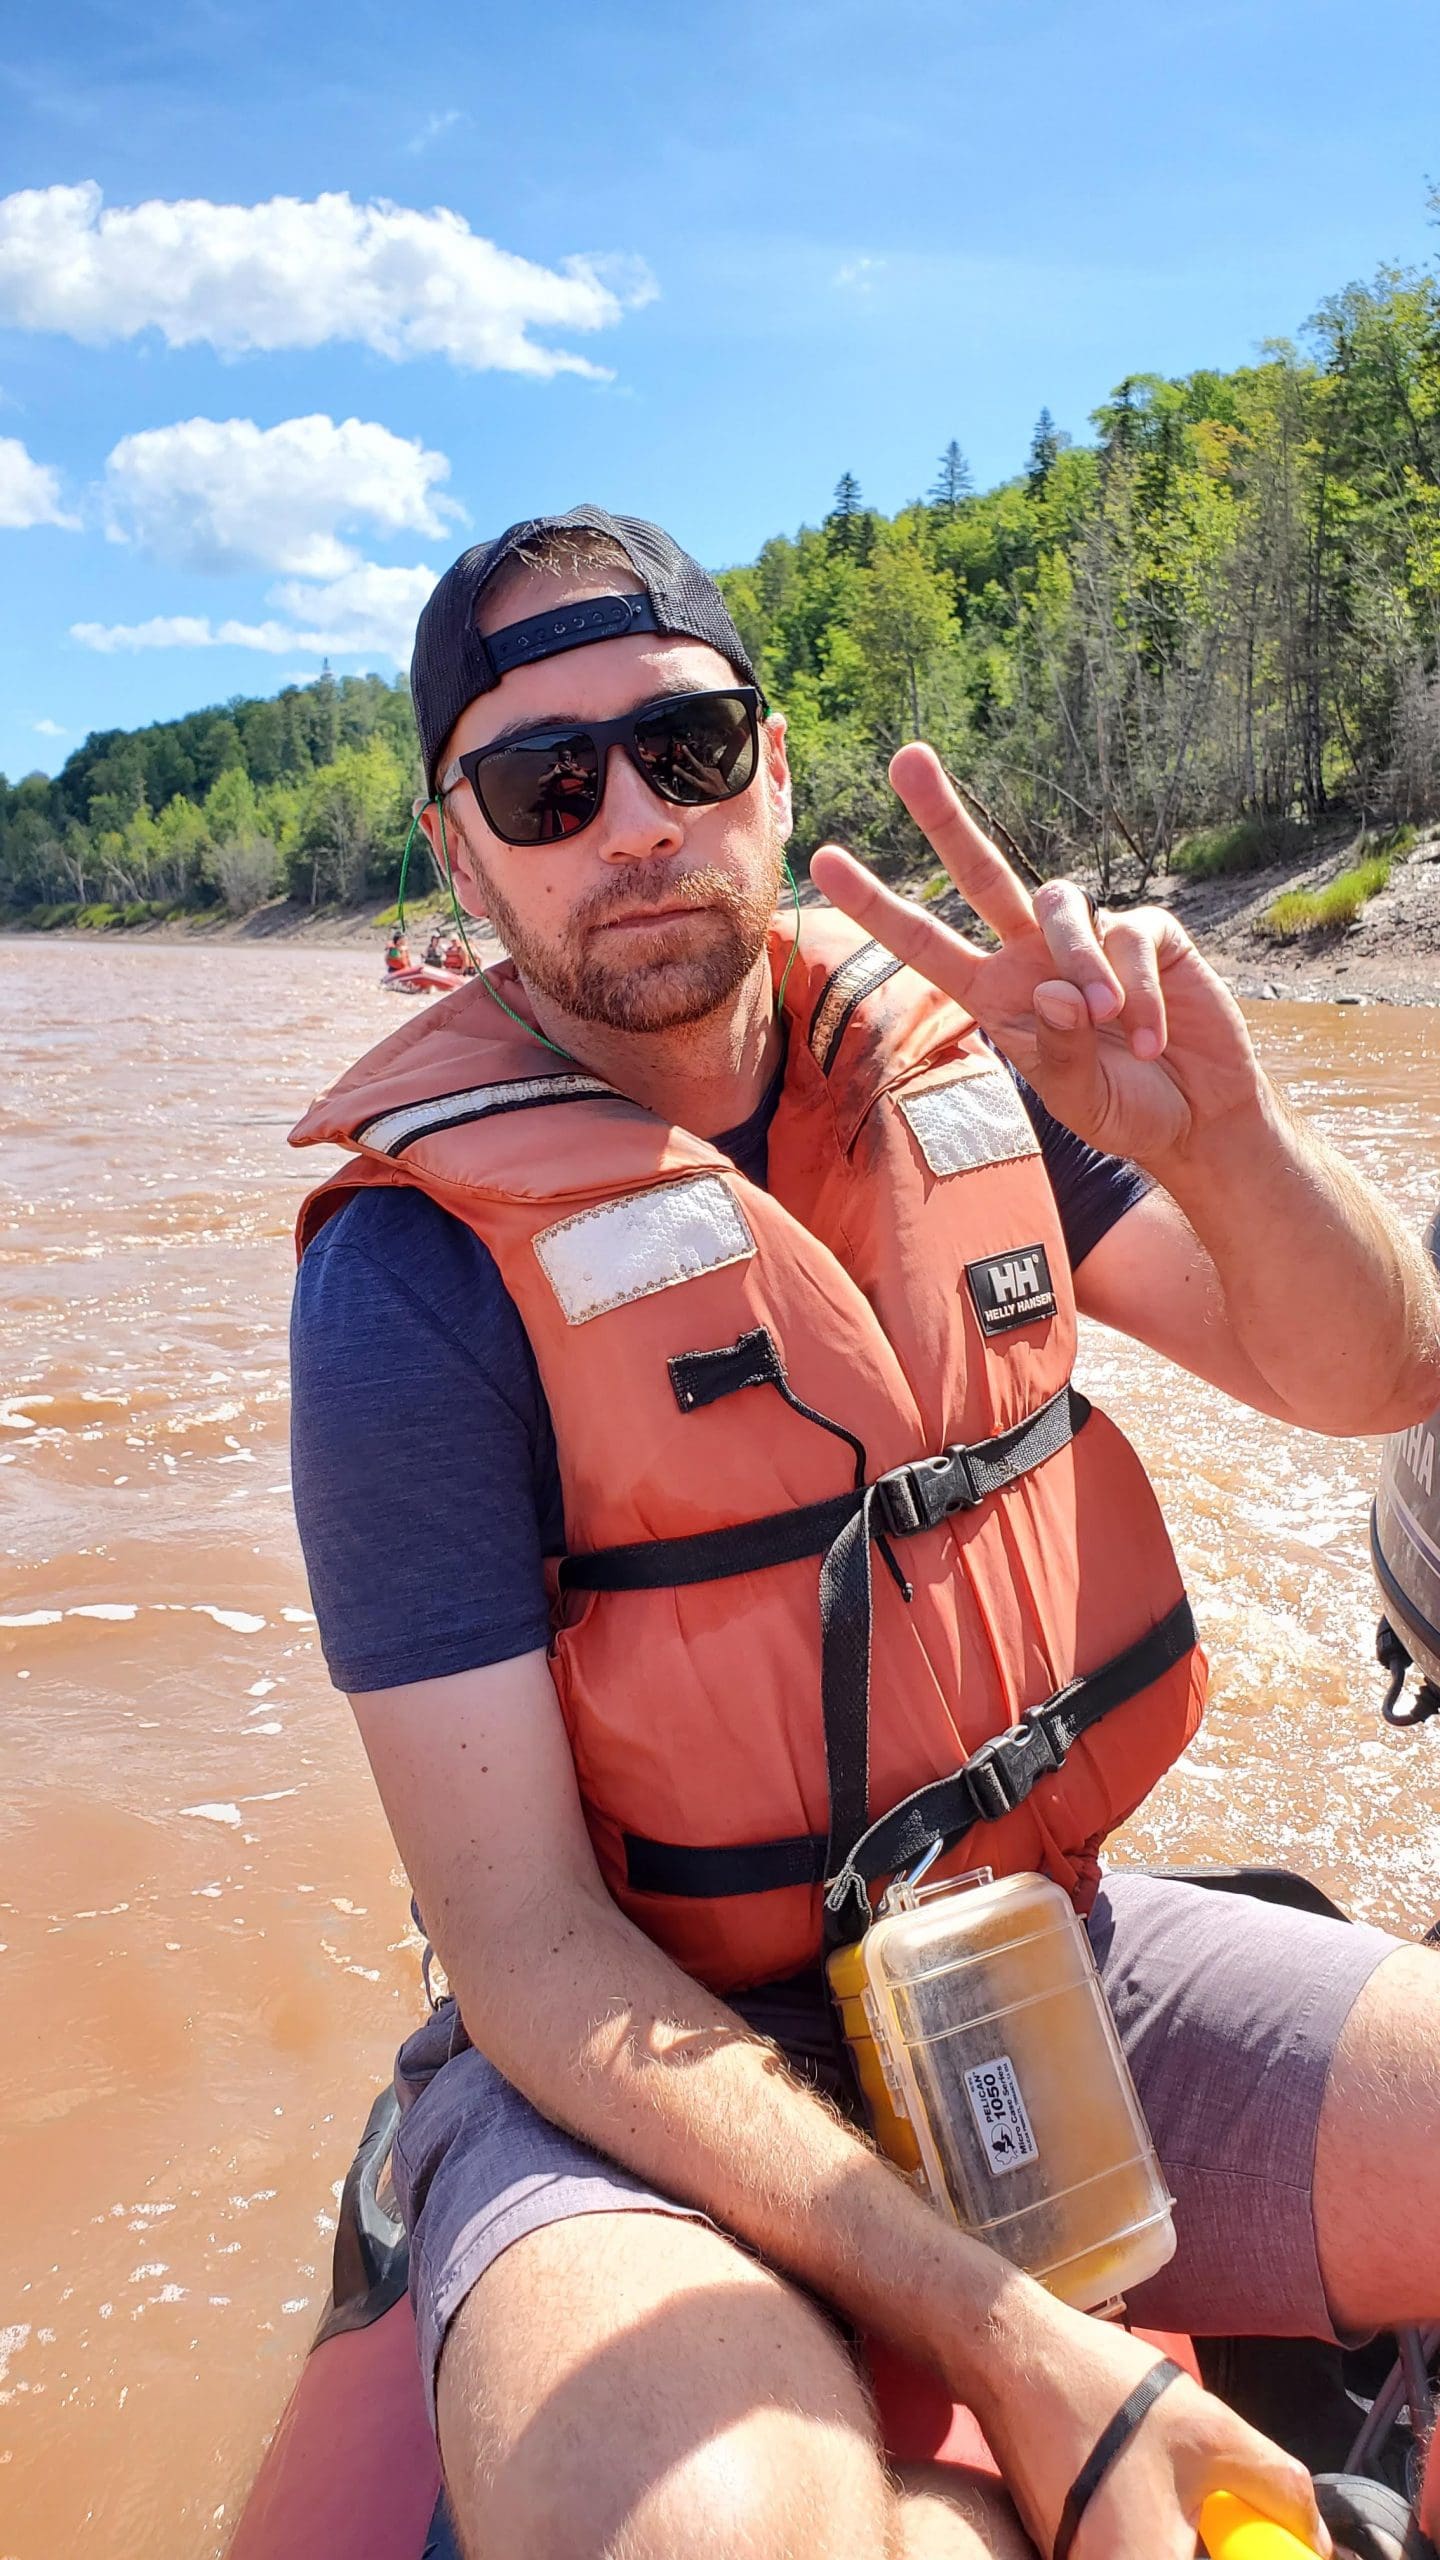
[409,504,761,796]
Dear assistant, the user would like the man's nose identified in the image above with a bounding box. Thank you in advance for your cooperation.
[592,744,686,862]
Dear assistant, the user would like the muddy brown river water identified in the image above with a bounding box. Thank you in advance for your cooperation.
[2,937,1438,2560]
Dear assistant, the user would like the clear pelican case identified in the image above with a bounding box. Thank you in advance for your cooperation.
[827,1868,1176,2311]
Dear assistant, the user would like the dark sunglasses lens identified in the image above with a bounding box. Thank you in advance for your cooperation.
[473,732,600,845]
[633,693,757,806]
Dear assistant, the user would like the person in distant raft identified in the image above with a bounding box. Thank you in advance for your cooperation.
[289,509,1440,2560]
[383,925,412,974]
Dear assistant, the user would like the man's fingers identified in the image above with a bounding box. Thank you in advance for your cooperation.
[807,844,987,1003]
[1206,2440,1332,2557]
[1101,916,1168,1060]
[1031,985,1108,1126]
[888,745,1037,944]
[1032,880,1125,1024]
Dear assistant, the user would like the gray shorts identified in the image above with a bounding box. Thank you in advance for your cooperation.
[389,1872,1400,2425]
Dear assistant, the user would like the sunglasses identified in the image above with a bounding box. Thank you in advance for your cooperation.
[441,685,765,848]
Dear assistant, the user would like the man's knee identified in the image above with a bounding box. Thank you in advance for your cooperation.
[460,2390,891,2560]
[435,2212,893,2560]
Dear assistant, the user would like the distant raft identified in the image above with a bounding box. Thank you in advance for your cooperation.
[379,965,468,997]
[1372,1204,1440,1718]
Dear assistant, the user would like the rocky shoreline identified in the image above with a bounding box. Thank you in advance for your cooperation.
[1146,823,1440,1008]
[7,822,1439,1005]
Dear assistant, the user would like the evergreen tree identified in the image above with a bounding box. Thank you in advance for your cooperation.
[930,440,974,513]
[1026,408,1066,491]
[825,471,870,556]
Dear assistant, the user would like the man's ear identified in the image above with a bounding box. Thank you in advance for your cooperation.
[763,710,794,846]
[419,794,489,924]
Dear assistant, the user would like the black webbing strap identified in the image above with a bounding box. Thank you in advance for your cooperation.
[821,1594,1197,1936]
[560,1384,1089,1594]
[622,1594,1197,1905]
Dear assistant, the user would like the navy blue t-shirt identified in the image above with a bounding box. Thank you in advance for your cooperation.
[290,1067,1150,1693]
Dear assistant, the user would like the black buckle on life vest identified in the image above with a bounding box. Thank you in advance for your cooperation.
[961,1714,1065,1822]
[874,1446,982,1538]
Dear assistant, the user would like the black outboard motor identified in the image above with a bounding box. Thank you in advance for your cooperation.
[1372,1207,1440,1728]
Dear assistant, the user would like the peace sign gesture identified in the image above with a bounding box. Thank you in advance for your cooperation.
[809,746,1265,1172]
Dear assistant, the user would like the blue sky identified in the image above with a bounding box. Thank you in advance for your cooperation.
[2,0,1437,784]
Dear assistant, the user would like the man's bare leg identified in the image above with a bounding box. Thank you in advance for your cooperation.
[894,2465,1036,2558]
[1313,1943,1440,2537]
[436,2209,1034,2558]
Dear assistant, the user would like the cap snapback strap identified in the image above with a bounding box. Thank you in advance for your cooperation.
[485,592,661,679]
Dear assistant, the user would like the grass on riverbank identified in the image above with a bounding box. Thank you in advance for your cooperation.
[1260,827,1416,939]
[1174,816,1313,879]
[9,898,194,931]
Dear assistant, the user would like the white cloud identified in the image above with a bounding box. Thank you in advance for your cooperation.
[72,561,437,662]
[32,717,66,736]
[0,182,656,378]
[406,109,466,153]
[0,433,78,529]
[834,255,886,294]
[102,413,461,577]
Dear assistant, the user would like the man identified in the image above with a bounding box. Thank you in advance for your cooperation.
[289,508,1440,2560]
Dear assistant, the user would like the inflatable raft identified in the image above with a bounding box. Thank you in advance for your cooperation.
[225,1868,1438,2560]
[380,964,468,996]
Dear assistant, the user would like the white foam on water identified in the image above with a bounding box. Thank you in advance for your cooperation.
[0,1611,62,1628]
[244,1720,283,1736]
[0,2325,31,2383]
[280,1607,315,1625]
[67,1604,138,1622]
[179,1803,242,1827]
[192,1606,267,1634]
[247,1679,276,1697]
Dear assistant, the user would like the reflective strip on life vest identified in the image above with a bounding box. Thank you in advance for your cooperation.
[535,1177,758,1326]
[898,1069,1041,1177]
[356,1072,613,1159]
[807,939,902,1073]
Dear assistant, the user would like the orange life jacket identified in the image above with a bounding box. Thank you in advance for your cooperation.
[292,913,1205,1993]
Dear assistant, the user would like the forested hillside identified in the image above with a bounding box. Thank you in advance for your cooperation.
[4,211,1438,925]
[0,669,418,923]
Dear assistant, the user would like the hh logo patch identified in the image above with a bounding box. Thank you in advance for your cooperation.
[966,1243,1057,1335]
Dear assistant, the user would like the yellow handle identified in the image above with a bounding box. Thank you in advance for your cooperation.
[1198,2490,1320,2556]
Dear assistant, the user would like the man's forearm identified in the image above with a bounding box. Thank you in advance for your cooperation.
[1145,1079,1440,1435]
[440,1874,1039,2423]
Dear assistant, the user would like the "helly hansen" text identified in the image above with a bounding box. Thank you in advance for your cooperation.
[966,1244,1058,1336]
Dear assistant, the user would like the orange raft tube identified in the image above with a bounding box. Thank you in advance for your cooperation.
[227,1874,1438,2560]
[379,964,469,996]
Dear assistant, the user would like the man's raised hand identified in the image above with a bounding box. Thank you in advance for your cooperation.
[808,745,1265,1172]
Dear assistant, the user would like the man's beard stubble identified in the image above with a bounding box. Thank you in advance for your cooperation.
[468,845,785,1035]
